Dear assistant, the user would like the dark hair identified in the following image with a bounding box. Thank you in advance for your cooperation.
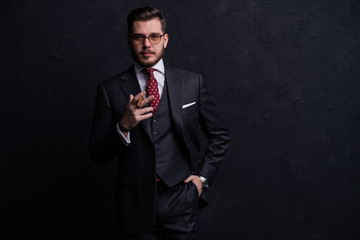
[127,7,167,35]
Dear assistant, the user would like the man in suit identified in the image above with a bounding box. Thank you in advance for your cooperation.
[89,7,229,240]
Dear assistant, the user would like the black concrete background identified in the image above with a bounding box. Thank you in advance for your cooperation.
[1,0,360,239]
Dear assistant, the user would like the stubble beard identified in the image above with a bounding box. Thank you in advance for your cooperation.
[131,47,165,68]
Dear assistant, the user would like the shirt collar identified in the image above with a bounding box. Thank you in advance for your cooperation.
[133,59,165,75]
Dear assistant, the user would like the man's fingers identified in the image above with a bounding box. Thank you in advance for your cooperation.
[136,95,154,109]
[184,176,194,183]
[141,95,154,107]
[129,94,134,103]
[130,107,153,121]
[137,112,153,121]
[129,92,155,109]
[132,91,146,104]
[138,107,154,115]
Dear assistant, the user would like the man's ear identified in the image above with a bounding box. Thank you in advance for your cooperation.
[163,33,169,48]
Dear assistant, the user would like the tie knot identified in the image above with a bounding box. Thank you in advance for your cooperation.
[144,68,155,77]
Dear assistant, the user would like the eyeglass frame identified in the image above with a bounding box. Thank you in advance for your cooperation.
[130,33,166,45]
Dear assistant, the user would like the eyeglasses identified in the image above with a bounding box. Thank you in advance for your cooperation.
[131,34,166,45]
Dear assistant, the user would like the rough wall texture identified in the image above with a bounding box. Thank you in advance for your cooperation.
[1,0,360,239]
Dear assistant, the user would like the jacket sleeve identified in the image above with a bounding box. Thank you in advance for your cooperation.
[89,83,129,165]
[197,75,230,184]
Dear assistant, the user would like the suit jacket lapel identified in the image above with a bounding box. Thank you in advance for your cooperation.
[120,66,152,140]
[119,66,140,98]
[165,67,184,137]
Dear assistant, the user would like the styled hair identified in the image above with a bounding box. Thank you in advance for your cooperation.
[127,7,167,35]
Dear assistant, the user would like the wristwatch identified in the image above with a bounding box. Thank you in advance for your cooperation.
[198,175,209,189]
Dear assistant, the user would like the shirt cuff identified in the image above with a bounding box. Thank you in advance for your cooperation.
[116,122,131,145]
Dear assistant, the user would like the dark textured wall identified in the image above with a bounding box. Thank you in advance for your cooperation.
[1,0,360,239]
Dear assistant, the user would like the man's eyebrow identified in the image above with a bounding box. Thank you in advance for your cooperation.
[132,32,162,35]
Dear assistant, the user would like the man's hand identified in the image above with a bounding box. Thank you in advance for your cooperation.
[184,175,203,196]
[120,91,154,135]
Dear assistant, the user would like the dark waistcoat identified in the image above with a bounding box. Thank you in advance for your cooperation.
[151,83,191,187]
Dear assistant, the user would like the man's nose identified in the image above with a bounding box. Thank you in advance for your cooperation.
[143,37,152,47]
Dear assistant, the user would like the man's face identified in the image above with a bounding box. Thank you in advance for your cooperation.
[128,18,168,67]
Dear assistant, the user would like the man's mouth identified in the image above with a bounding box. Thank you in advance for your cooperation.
[140,51,155,56]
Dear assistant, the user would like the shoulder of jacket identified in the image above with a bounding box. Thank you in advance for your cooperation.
[101,66,134,87]
[165,65,200,78]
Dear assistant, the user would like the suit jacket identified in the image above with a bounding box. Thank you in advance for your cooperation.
[89,65,229,233]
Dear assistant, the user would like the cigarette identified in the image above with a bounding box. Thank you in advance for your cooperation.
[136,97,143,109]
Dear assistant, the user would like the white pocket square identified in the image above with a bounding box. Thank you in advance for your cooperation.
[182,102,196,109]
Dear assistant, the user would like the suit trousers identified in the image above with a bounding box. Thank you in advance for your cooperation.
[121,180,200,240]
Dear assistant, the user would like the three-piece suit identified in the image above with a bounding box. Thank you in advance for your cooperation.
[89,63,229,234]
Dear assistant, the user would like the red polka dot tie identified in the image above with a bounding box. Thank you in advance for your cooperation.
[144,68,160,114]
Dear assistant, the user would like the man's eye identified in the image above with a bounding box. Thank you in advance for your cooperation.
[150,35,161,40]
[133,35,143,39]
